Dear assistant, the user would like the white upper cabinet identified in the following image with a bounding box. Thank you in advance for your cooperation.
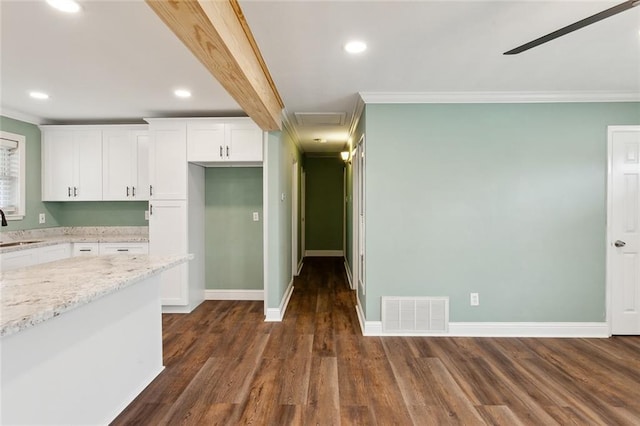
[148,120,187,200]
[186,118,263,165]
[102,127,149,201]
[42,128,102,201]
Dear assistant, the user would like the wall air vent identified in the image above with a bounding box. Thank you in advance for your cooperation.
[382,297,449,334]
[294,112,346,126]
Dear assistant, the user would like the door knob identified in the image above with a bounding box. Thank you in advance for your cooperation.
[614,240,626,248]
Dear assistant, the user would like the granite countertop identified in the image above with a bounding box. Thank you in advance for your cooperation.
[0,226,148,254]
[0,254,190,338]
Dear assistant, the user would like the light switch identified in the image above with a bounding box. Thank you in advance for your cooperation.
[39,213,46,224]
[253,212,259,221]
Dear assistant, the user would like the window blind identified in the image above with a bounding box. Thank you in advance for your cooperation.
[0,137,19,214]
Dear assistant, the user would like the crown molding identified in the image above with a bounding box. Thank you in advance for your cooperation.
[281,109,304,153]
[347,96,366,149]
[0,108,43,125]
[358,91,640,104]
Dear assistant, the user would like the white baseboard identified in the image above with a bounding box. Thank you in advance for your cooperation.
[304,250,344,257]
[344,260,353,290]
[354,314,610,338]
[204,289,264,301]
[296,260,304,276]
[265,279,294,322]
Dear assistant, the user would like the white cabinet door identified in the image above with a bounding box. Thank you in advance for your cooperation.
[41,129,102,201]
[102,130,134,201]
[149,200,188,305]
[42,132,75,201]
[102,129,149,201]
[227,122,263,162]
[99,242,148,255]
[187,121,225,162]
[73,243,100,256]
[0,248,38,271]
[134,131,149,200]
[148,122,187,200]
[74,130,102,201]
[39,244,71,264]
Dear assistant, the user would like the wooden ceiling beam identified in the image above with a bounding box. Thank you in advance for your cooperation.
[146,0,283,131]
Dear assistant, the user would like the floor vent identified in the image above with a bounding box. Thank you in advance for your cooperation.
[381,297,449,334]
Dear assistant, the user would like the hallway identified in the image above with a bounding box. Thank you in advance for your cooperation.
[113,257,640,425]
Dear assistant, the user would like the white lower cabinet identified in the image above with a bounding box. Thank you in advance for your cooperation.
[149,200,189,306]
[73,243,100,256]
[1,243,71,271]
[99,243,148,255]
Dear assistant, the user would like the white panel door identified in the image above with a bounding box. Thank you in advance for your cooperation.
[609,126,640,335]
[148,122,187,200]
[42,131,74,201]
[186,121,225,162]
[149,200,188,305]
[102,130,134,200]
[227,122,263,162]
[74,130,102,201]
[134,131,149,200]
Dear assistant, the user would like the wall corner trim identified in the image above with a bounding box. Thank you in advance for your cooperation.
[265,279,294,322]
[358,91,640,104]
[355,318,610,338]
[204,289,264,301]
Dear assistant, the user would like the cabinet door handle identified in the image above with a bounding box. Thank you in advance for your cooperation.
[126,186,130,197]
[79,249,91,252]
[132,186,136,197]
[226,146,229,158]
[74,187,78,197]
[117,249,129,252]
[150,204,153,215]
[149,185,153,196]
[68,187,71,197]
[220,146,223,158]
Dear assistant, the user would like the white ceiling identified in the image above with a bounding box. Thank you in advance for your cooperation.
[1,1,639,153]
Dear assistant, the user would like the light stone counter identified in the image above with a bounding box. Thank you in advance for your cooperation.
[0,254,189,337]
[0,226,148,254]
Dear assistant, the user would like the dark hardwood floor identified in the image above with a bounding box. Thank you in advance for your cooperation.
[113,257,640,425]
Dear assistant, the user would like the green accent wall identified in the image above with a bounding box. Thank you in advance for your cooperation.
[51,201,148,226]
[0,116,61,231]
[304,156,344,251]
[205,167,263,290]
[266,129,301,309]
[363,102,640,322]
[0,115,149,232]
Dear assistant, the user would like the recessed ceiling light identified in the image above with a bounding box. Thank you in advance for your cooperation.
[313,138,327,144]
[174,89,192,98]
[29,91,50,100]
[46,0,81,13]
[344,40,367,54]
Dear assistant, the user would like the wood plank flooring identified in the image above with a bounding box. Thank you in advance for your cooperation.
[113,257,640,425]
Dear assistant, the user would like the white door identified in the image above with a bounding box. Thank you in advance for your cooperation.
[42,131,74,201]
[227,122,263,162]
[148,122,187,200]
[74,130,102,201]
[102,130,134,200]
[186,121,225,162]
[133,131,149,200]
[357,136,366,294]
[609,126,640,335]
[292,161,299,276]
[149,200,188,305]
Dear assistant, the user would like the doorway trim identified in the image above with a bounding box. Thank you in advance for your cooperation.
[292,160,300,276]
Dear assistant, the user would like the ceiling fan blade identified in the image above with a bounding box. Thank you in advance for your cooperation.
[504,0,640,55]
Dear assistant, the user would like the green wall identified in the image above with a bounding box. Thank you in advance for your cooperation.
[51,201,147,226]
[205,167,263,290]
[304,156,344,251]
[363,102,640,322]
[266,129,301,309]
[0,115,148,232]
[0,116,61,231]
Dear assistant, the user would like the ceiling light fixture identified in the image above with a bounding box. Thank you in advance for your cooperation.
[46,0,81,13]
[313,138,327,144]
[29,91,50,100]
[340,151,351,163]
[344,40,367,54]
[174,89,191,98]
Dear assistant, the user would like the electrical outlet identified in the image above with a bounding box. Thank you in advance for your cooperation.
[144,210,149,221]
[470,293,480,306]
[39,213,46,224]
[252,212,259,221]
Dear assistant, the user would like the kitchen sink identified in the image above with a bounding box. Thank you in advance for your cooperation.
[0,240,43,248]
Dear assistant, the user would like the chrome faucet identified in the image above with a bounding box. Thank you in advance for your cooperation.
[0,209,7,226]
